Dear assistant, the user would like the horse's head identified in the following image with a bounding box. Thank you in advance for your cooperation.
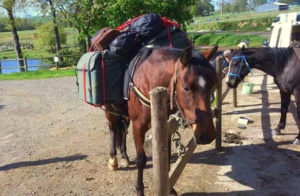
[226,47,252,88]
[174,46,217,144]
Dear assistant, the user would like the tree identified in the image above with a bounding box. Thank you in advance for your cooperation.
[232,0,248,12]
[197,0,214,16]
[57,0,108,51]
[36,22,66,52]
[0,0,25,71]
[57,0,196,51]
[37,0,62,60]
[103,0,196,27]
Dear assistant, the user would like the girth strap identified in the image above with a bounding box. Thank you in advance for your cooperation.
[131,85,151,107]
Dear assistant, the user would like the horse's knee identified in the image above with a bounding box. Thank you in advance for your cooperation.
[136,152,147,168]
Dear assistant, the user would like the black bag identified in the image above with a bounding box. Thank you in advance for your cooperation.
[130,13,163,41]
[109,13,164,57]
[147,26,192,49]
[109,31,142,57]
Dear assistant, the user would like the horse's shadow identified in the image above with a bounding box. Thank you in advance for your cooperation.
[0,154,87,171]
[181,75,300,195]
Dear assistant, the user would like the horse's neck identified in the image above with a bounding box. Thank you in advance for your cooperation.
[249,49,275,76]
[250,48,290,77]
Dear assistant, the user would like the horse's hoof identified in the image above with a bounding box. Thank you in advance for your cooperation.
[120,157,130,168]
[272,129,281,136]
[136,191,144,196]
[108,157,118,171]
[293,138,300,145]
[170,188,178,196]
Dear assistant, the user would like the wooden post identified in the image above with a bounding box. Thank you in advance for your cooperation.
[23,57,28,71]
[215,56,222,150]
[0,60,2,74]
[233,88,237,107]
[150,87,169,196]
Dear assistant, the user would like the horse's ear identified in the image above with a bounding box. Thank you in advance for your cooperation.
[180,46,193,66]
[202,45,218,61]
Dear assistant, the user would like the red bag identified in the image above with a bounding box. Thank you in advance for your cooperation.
[91,27,120,51]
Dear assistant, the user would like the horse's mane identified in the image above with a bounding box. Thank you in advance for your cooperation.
[245,47,293,68]
[266,47,294,67]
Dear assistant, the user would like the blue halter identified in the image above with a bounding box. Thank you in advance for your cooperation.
[227,55,252,78]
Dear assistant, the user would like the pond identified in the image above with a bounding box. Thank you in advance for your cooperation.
[0,59,50,74]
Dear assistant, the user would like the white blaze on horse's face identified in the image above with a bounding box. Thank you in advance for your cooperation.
[198,76,206,89]
[226,61,233,83]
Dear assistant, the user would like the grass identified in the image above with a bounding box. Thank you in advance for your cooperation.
[189,6,300,32]
[0,68,76,80]
[189,33,265,47]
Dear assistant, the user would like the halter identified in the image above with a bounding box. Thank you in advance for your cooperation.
[227,55,252,79]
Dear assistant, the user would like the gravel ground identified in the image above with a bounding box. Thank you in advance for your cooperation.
[0,72,300,196]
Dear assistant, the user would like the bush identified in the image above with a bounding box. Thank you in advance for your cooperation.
[36,22,67,52]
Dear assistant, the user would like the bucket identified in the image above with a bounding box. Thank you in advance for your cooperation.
[242,82,254,94]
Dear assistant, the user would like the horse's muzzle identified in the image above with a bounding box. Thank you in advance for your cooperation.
[192,121,216,145]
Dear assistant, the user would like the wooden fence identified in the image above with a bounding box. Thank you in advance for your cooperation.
[0,54,82,74]
[150,56,237,195]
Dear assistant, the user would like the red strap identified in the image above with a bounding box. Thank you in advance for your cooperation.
[82,63,87,102]
[101,56,106,104]
[161,17,180,28]
[166,27,173,48]
[116,15,144,31]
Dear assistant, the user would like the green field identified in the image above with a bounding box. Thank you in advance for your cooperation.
[0,68,75,80]
[188,33,266,47]
[0,28,79,59]
[188,6,300,32]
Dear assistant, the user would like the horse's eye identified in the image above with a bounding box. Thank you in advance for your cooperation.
[184,86,191,91]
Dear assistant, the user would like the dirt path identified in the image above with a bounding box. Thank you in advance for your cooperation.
[0,71,299,196]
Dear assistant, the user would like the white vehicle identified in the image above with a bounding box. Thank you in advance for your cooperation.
[269,12,300,47]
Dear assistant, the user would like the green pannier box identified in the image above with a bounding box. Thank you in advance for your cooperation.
[76,50,127,106]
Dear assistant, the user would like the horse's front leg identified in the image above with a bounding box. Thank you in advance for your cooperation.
[293,88,300,145]
[273,90,291,135]
[133,121,147,196]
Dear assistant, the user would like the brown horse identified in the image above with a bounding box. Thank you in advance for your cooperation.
[105,46,218,196]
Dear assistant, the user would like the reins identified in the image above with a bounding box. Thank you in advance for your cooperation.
[228,55,253,78]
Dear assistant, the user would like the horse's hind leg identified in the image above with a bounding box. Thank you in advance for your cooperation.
[107,115,119,171]
[293,88,300,145]
[119,118,130,167]
[273,90,291,135]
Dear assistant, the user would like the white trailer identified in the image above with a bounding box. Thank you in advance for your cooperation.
[269,12,300,47]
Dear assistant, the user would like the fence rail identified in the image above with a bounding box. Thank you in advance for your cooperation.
[0,54,82,74]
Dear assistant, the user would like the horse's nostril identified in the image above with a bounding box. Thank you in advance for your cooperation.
[197,134,210,144]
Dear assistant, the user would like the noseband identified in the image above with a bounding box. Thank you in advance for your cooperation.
[228,55,252,79]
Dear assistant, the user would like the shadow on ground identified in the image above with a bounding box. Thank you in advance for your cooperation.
[0,154,87,171]
[181,75,300,195]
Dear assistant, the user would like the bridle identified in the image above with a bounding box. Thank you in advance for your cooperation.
[227,55,252,79]
[132,55,210,127]
[170,60,210,127]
